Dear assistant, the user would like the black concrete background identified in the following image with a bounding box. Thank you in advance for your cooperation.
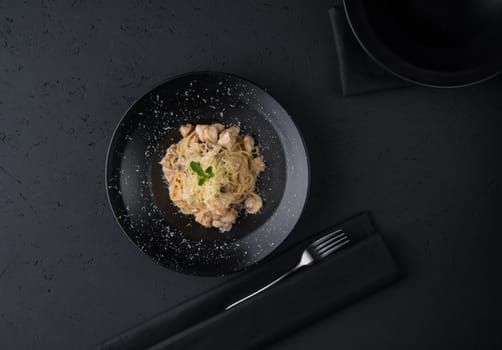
[1,1,501,349]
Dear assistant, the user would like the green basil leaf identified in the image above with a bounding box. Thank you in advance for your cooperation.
[190,161,205,177]
[205,166,214,178]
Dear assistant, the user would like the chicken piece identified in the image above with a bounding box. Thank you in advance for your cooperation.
[179,124,193,138]
[195,210,213,227]
[217,131,234,148]
[212,219,231,231]
[207,200,227,217]
[207,193,234,216]
[243,135,255,153]
[195,124,209,142]
[244,194,263,214]
[220,208,238,224]
[190,133,200,143]
[250,157,265,174]
[228,126,240,136]
[217,127,239,148]
[211,123,225,132]
[204,125,219,143]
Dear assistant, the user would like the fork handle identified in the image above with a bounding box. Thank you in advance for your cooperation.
[225,264,300,310]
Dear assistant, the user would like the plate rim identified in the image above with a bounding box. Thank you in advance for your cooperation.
[104,71,311,276]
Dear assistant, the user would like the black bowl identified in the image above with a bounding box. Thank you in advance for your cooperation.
[344,0,502,87]
[106,72,309,276]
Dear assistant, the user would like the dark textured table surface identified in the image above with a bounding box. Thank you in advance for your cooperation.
[1,1,502,349]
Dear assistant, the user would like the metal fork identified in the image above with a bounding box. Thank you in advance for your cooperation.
[225,229,350,310]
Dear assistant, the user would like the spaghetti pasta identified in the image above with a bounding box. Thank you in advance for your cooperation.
[160,123,265,231]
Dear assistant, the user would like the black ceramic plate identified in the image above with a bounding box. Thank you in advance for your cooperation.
[344,0,502,87]
[106,72,309,276]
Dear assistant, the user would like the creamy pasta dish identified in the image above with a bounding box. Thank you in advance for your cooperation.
[160,123,265,231]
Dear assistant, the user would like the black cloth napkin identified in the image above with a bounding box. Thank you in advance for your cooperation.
[149,234,397,350]
[97,213,399,350]
[329,2,410,96]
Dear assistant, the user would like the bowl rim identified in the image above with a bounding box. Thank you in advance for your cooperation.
[343,0,502,88]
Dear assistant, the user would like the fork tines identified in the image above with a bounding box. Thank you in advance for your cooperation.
[310,229,350,258]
